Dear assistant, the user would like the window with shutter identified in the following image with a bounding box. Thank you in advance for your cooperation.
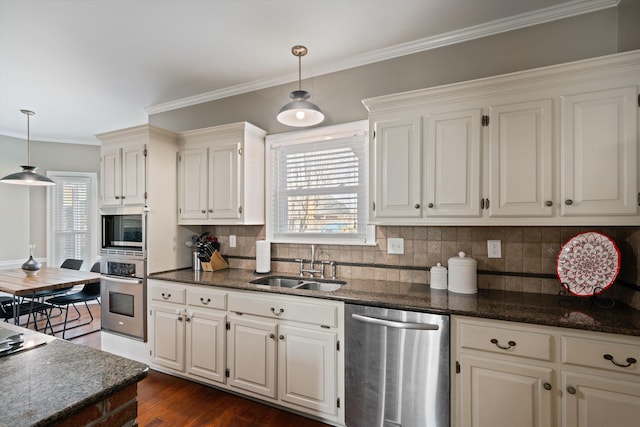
[267,121,373,245]
[46,171,98,269]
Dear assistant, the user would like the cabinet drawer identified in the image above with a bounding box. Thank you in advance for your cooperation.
[562,336,640,376]
[186,287,227,310]
[150,284,186,304]
[228,294,338,327]
[459,322,553,361]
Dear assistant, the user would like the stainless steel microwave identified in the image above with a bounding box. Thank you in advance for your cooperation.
[100,206,146,252]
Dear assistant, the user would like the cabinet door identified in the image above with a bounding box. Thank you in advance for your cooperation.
[121,144,146,205]
[209,142,241,220]
[372,118,422,219]
[562,371,640,427]
[560,86,638,216]
[227,314,277,398]
[101,147,122,206]
[425,109,482,217]
[151,305,185,372]
[278,324,338,416]
[458,354,553,427]
[178,147,208,221]
[185,309,226,383]
[487,100,554,217]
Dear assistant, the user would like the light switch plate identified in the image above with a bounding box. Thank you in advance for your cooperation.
[229,235,237,248]
[487,240,502,258]
[388,238,404,255]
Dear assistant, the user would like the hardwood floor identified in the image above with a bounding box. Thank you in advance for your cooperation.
[71,332,331,427]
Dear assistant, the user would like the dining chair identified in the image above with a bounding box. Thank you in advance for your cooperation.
[46,262,101,339]
[29,258,85,310]
[0,297,53,334]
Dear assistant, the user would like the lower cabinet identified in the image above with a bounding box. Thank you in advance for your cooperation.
[147,279,345,426]
[452,315,640,427]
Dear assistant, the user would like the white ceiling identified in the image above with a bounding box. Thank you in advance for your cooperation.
[0,0,617,144]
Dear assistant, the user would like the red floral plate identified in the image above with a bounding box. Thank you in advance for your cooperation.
[556,231,620,297]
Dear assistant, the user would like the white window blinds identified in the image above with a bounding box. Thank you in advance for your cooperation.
[46,172,98,269]
[271,134,368,243]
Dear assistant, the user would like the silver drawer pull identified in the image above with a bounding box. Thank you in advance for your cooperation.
[603,353,637,368]
[200,297,211,305]
[270,307,284,316]
[161,293,171,300]
[490,338,516,350]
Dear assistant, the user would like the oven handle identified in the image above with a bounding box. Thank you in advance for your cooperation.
[351,313,440,330]
[101,275,143,285]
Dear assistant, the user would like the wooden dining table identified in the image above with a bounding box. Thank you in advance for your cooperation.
[0,266,101,325]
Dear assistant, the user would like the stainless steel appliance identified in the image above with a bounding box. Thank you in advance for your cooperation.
[101,206,146,253]
[100,254,147,341]
[345,304,449,427]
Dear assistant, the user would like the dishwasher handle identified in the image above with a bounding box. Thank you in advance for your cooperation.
[351,313,440,330]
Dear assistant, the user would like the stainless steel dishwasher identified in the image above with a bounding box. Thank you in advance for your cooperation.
[345,304,449,427]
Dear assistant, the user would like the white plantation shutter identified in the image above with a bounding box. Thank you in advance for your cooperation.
[271,134,368,243]
[46,172,98,269]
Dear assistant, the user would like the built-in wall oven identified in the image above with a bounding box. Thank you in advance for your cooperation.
[100,254,147,341]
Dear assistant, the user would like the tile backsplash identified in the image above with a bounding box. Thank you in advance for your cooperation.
[204,225,640,311]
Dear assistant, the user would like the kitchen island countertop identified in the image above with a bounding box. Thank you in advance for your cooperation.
[0,323,149,427]
[149,268,640,337]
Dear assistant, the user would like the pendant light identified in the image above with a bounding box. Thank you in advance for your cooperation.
[0,109,55,186]
[277,45,324,127]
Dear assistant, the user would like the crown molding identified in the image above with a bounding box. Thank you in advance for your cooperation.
[145,0,618,115]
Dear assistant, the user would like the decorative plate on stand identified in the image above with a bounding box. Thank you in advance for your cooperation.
[556,231,620,297]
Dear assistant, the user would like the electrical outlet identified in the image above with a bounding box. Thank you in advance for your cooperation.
[229,235,237,248]
[387,238,404,255]
[487,240,502,258]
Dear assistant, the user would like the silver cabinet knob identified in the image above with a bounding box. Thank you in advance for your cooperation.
[545,200,553,207]
[567,386,577,395]
[565,199,573,205]
[279,335,285,340]
[269,333,275,339]
[543,382,552,391]
[201,209,206,213]
[208,209,213,213]
[427,203,434,208]
[414,204,420,209]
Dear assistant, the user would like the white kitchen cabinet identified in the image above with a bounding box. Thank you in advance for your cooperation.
[371,117,422,219]
[227,291,344,424]
[452,315,640,427]
[562,371,640,427]
[425,108,483,218]
[560,86,638,217]
[364,50,640,226]
[97,125,188,274]
[100,144,146,206]
[227,314,277,398]
[149,281,227,384]
[177,122,266,225]
[278,323,338,416]
[458,354,553,427]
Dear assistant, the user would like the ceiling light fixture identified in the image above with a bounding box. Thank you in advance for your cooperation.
[277,45,324,127]
[0,109,55,186]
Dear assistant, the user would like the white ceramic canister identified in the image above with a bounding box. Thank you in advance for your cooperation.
[430,262,448,290]
[447,251,477,294]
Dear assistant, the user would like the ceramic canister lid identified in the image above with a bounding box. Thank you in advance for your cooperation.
[448,251,477,266]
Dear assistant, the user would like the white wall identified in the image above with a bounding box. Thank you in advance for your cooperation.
[0,135,100,267]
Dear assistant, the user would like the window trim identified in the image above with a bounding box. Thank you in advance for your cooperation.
[265,120,375,246]
[46,171,98,270]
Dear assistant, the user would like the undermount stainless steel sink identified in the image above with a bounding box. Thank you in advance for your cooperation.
[250,276,346,292]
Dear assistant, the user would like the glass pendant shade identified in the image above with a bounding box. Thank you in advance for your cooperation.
[0,109,55,186]
[277,90,325,127]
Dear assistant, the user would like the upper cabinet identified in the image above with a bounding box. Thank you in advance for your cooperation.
[100,143,146,206]
[177,122,266,225]
[363,50,640,226]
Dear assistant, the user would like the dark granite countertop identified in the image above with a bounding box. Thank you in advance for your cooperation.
[0,323,149,427]
[149,268,640,337]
